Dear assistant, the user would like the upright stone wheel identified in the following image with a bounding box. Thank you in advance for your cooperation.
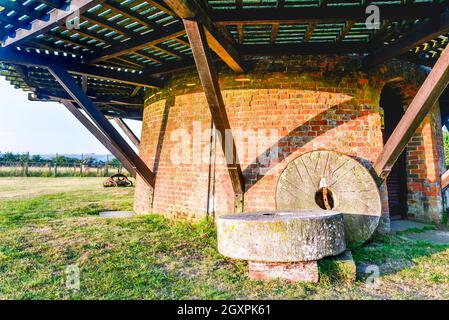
[276,150,382,244]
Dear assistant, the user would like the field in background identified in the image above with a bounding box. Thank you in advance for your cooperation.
[0,177,107,200]
[0,178,448,299]
[0,164,127,178]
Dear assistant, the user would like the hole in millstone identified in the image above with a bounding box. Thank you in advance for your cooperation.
[314,187,335,210]
[263,213,274,216]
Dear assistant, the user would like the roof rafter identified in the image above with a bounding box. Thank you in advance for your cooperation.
[363,10,449,68]
[87,22,185,62]
[0,47,163,88]
[164,0,245,73]
[213,3,445,26]
[1,0,106,47]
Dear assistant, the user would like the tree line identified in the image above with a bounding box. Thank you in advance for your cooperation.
[0,152,121,168]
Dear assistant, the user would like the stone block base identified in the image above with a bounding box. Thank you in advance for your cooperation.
[248,261,319,283]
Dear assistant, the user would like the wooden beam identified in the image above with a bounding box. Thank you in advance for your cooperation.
[213,4,444,26]
[442,169,449,190]
[114,117,141,148]
[147,0,175,16]
[0,0,48,20]
[132,51,163,64]
[60,100,137,177]
[0,47,163,88]
[183,19,245,211]
[164,0,245,73]
[303,23,316,43]
[336,21,355,42]
[101,2,156,29]
[374,43,449,179]
[82,12,134,38]
[363,10,449,69]
[1,0,106,47]
[48,66,155,187]
[87,22,185,63]
[240,42,371,56]
[270,23,279,44]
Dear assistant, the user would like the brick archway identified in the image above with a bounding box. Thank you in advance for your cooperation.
[380,79,445,223]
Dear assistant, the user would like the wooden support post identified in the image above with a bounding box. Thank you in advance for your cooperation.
[442,169,449,190]
[48,66,155,187]
[113,117,141,149]
[183,19,245,212]
[374,43,449,179]
[164,0,245,73]
[61,100,137,177]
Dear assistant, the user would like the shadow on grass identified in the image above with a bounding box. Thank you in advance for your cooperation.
[349,233,449,279]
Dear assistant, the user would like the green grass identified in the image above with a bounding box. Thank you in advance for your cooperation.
[0,178,448,299]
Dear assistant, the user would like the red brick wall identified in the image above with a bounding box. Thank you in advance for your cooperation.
[406,104,445,223]
[134,55,441,226]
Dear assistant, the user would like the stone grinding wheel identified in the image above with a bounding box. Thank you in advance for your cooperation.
[276,150,382,244]
[217,211,346,262]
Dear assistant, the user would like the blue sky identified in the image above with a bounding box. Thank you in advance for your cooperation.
[0,78,141,155]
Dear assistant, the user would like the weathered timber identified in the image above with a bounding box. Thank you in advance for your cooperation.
[0,47,163,88]
[183,19,245,210]
[114,117,141,148]
[48,66,155,187]
[164,0,245,73]
[213,4,444,26]
[374,43,449,178]
[442,169,449,190]
[61,100,137,177]
[363,10,449,68]
[2,0,106,47]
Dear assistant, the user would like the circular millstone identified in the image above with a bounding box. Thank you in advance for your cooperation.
[276,150,382,244]
[217,210,346,262]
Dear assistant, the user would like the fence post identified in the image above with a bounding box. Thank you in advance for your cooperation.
[80,153,84,176]
[25,152,30,177]
[54,153,58,177]
[105,154,109,177]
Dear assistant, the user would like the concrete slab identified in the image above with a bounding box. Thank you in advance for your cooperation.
[390,220,432,233]
[404,230,449,245]
[99,211,135,218]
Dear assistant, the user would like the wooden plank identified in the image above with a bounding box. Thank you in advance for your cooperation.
[183,19,245,210]
[0,47,163,88]
[88,22,185,63]
[374,43,449,179]
[48,66,155,187]
[164,0,245,73]
[101,2,156,29]
[442,169,449,190]
[270,23,279,44]
[240,42,371,56]
[336,21,355,42]
[303,23,316,43]
[2,0,106,47]
[0,0,48,20]
[61,100,137,177]
[363,10,449,68]
[114,117,141,148]
[213,4,444,26]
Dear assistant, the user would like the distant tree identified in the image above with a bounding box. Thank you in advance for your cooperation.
[1,152,19,162]
[19,153,29,162]
[31,154,43,163]
[110,158,121,168]
[54,155,68,164]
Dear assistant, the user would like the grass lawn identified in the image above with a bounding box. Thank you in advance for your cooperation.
[0,177,448,300]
